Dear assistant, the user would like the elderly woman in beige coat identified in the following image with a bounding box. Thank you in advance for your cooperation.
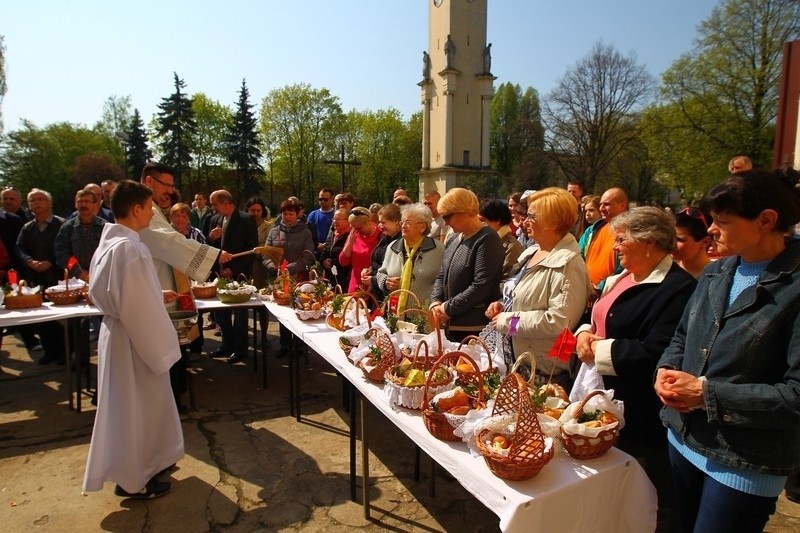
[485,188,591,387]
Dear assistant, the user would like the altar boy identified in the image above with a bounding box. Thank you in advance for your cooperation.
[83,180,183,499]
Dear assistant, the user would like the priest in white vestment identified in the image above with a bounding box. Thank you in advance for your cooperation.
[83,184,184,497]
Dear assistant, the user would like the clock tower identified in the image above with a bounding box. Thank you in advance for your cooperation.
[418,0,495,196]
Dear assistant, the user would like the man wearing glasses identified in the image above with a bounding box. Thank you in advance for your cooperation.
[140,162,231,295]
[307,188,336,251]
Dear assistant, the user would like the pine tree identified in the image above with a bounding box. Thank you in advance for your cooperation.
[156,72,196,189]
[124,108,152,179]
[225,79,263,197]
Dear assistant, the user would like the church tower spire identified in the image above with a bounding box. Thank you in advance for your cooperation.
[419,0,495,195]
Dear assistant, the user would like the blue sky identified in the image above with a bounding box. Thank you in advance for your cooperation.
[1,0,717,130]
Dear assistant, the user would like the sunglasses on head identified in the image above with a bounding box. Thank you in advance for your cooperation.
[679,207,709,229]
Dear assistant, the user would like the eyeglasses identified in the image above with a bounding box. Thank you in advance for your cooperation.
[614,236,631,246]
[525,212,537,222]
[442,212,459,223]
[318,197,331,202]
[679,207,709,229]
[151,175,175,189]
[400,219,422,227]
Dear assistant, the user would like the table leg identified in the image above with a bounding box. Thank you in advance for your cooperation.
[63,318,74,411]
[293,334,301,422]
[260,310,268,388]
[288,332,295,417]
[349,381,357,502]
[414,445,421,481]
[72,318,83,414]
[429,456,436,497]
[360,393,370,519]
[251,308,258,374]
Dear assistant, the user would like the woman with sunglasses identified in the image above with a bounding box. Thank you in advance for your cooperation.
[339,206,382,293]
[656,169,800,532]
[430,188,504,341]
[672,207,711,278]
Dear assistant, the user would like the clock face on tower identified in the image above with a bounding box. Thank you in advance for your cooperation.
[433,0,443,7]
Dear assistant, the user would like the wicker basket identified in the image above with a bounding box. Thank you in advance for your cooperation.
[449,335,497,396]
[384,340,453,410]
[191,281,218,299]
[357,327,399,383]
[81,286,94,306]
[5,281,44,309]
[423,350,485,441]
[510,351,568,415]
[476,373,554,481]
[272,272,295,305]
[45,287,82,305]
[326,292,374,332]
[5,291,44,309]
[560,390,619,460]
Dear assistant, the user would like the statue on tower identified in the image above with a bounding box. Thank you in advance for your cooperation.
[483,43,492,74]
[422,51,432,81]
[444,34,455,69]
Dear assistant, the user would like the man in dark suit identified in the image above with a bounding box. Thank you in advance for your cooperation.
[207,190,258,363]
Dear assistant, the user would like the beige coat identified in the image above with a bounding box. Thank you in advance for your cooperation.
[494,233,591,376]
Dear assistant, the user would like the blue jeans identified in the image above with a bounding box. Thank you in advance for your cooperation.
[668,443,777,533]
[217,309,249,355]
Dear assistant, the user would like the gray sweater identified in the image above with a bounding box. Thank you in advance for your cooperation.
[431,226,504,335]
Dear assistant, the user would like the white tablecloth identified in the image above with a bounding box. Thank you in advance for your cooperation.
[0,302,102,327]
[265,302,658,532]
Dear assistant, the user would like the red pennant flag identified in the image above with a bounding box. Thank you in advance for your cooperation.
[66,256,80,271]
[547,328,577,362]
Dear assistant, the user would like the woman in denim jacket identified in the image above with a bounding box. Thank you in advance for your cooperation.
[655,169,800,533]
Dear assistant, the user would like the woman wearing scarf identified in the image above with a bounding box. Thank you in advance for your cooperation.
[339,206,382,293]
[376,203,443,313]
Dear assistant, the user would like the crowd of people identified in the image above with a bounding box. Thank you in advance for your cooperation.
[2,153,800,530]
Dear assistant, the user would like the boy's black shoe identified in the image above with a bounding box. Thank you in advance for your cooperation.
[114,478,171,499]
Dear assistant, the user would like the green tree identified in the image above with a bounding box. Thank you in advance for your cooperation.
[543,41,655,194]
[226,79,263,199]
[156,72,197,189]
[491,83,523,179]
[648,0,799,196]
[190,93,231,198]
[0,35,7,135]
[96,95,132,156]
[489,83,551,196]
[0,121,121,214]
[260,83,344,203]
[347,108,418,203]
[124,108,152,179]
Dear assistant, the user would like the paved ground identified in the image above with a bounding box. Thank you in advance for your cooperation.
[1,320,799,532]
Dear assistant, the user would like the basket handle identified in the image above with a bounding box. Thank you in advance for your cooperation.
[572,389,608,420]
[456,335,494,372]
[424,350,485,407]
[394,306,432,334]
[342,294,372,327]
[509,351,538,388]
[382,289,422,315]
[63,268,69,290]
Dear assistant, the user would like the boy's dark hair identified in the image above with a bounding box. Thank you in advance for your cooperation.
[111,180,153,218]
[479,198,513,225]
[140,161,175,182]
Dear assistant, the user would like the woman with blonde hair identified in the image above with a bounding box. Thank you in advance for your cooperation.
[430,188,504,341]
[486,188,591,385]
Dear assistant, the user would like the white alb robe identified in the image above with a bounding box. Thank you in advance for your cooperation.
[140,206,218,292]
[83,224,184,494]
